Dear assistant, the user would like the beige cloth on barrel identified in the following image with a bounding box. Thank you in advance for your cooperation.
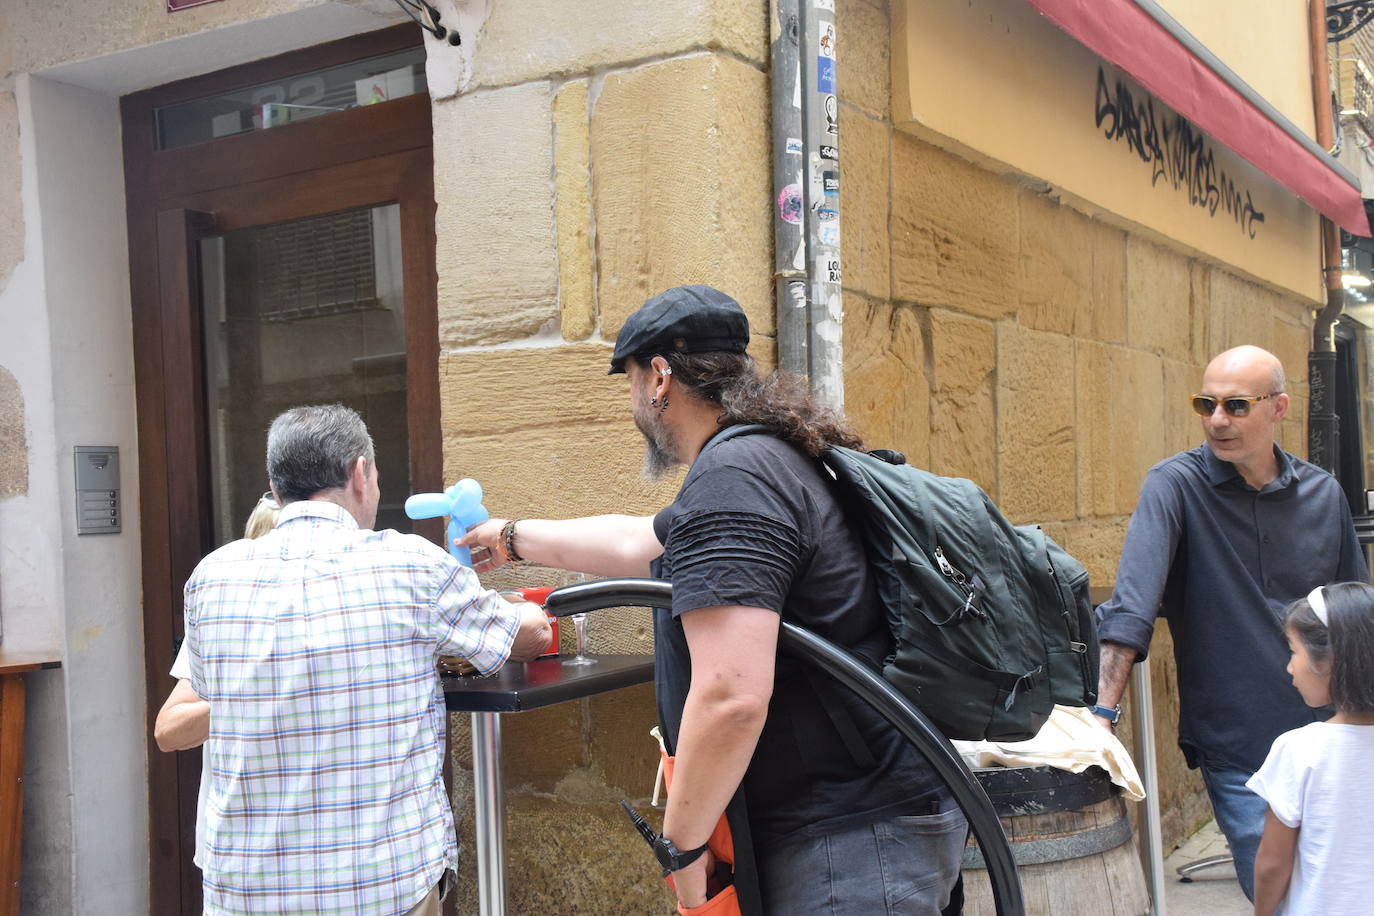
[951,705,1146,801]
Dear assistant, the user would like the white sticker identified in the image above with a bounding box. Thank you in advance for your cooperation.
[819,21,836,59]
[816,0,835,10]
[817,256,842,285]
[785,137,803,155]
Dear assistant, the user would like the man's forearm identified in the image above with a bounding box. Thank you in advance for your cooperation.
[510,515,661,576]
[662,689,767,848]
[154,680,210,752]
[1096,640,1138,710]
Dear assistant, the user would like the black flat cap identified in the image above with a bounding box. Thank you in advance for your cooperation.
[608,285,750,374]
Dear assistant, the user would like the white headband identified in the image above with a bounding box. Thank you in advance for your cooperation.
[1307,586,1330,627]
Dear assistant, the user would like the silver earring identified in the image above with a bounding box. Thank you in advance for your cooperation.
[649,397,659,408]
[659,396,669,412]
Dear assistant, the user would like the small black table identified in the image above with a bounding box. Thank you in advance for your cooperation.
[442,654,655,915]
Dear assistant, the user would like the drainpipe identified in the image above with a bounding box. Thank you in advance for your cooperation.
[1310,0,1343,473]
[771,0,845,410]
[772,0,809,378]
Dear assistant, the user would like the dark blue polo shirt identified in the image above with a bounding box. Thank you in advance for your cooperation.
[1096,444,1368,772]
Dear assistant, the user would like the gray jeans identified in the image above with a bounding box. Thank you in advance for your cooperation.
[757,806,968,915]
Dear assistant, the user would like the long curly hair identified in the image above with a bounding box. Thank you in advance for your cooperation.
[636,352,864,457]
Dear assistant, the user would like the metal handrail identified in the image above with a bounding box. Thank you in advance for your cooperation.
[545,578,1024,916]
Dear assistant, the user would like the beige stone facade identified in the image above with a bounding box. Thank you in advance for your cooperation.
[836,0,1316,856]
[430,3,769,908]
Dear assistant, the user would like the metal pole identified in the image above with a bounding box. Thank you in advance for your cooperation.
[771,0,810,377]
[799,0,844,409]
[471,711,506,916]
[1129,662,1167,915]
[1310,0,1346,473]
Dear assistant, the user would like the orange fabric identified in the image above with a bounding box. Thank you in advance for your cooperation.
[659,750,741,915]
[658,751,735,865]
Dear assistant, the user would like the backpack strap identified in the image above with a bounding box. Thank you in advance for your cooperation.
[802,668,878,770]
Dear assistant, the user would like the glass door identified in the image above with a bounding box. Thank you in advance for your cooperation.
[200,203,413,542]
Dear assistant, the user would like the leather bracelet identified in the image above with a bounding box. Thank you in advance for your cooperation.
[500,519,524,563]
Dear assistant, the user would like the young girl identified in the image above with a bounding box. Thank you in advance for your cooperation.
[1247,581,1374,915]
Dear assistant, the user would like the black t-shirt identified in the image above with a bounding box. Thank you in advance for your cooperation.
[650,428,944,846]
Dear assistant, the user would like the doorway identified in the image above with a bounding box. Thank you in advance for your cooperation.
[121,26,439,914]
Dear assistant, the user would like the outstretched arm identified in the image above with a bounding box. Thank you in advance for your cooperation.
[458,514,663,578]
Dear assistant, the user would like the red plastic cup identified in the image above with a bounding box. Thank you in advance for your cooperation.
[519,587,560,657]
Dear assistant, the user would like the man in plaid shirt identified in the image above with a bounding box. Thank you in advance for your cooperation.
[184,404,550,916]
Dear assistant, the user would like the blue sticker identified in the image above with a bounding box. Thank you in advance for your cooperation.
[818,57,835,93]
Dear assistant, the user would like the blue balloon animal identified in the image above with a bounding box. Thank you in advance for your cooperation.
[404,478,489,567]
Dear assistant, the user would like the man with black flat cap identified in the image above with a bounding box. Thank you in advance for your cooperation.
[460,285,964,915]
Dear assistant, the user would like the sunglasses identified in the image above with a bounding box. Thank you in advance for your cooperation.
[1189,393,1279,417]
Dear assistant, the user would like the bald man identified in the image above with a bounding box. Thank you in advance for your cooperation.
[1094,346,1368,901]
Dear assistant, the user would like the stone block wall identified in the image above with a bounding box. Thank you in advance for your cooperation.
[835,0,1316,855]
[428,2,770,909]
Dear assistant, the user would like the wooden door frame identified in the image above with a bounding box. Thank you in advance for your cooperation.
[121,26,439,914]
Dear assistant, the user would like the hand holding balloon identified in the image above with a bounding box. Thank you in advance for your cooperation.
[404,478,489,567]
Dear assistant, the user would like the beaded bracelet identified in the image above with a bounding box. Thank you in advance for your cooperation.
[500,519,524,563]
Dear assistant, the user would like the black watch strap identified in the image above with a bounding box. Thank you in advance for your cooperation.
[653,835,710,876]
[620,800,711,876]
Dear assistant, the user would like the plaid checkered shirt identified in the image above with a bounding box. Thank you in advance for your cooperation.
[186,500,520,916]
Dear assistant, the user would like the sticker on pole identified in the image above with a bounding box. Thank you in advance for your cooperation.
[824,95,838,136]
[778,184,804,225]
[819,22,836,58]
[818,57,835,93]
[817,256,842,285]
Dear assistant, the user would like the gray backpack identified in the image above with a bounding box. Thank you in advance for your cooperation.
[717,426,1099,742]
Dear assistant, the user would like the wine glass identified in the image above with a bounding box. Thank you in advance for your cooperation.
[557,571,596,666]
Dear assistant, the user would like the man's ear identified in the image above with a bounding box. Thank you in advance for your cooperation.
[347,456,369,497]
[1272,392,1290,423]
[649,356,673,398]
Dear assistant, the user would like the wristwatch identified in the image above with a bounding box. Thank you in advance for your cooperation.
[652,834,710,876]
[1088,703,1122,724]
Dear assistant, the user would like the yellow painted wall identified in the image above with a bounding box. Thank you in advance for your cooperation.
[892,0,1323,305]
[1154,0,1317,138]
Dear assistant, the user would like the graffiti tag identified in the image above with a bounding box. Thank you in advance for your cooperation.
[1094,67,1265,239]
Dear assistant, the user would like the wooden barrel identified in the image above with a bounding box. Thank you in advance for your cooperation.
[961,765,1150,916]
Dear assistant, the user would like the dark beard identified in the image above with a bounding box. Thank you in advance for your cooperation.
[634,403,680,482]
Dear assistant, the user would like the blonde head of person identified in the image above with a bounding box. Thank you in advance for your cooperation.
[243,491,282,539]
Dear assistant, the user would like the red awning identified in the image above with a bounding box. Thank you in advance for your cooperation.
[1026,0,1372,236]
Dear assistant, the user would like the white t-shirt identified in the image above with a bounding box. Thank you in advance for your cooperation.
[1246,721,1374,915]
[169,641,209,869]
